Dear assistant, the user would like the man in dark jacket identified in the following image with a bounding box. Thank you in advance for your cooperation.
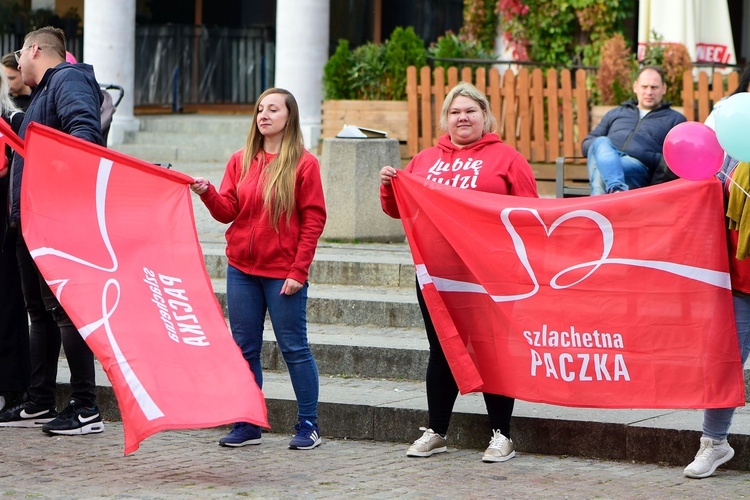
[581,66,686,195]
[0,26,105,436]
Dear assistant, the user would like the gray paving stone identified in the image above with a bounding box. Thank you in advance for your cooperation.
[1,421,748,498]
[54,358,750,472]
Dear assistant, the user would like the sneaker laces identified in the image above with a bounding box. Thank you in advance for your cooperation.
[1,402,24,416]
[694,441,716,461]
[229,422,248,435]
[294,420,315,438]
[413,427,438,445]
[487,429,508,450]
[56,404,78,419]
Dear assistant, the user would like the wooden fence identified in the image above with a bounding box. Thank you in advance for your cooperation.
[406,65,742,162]
[406,65,588,161]
[682,70,739,122]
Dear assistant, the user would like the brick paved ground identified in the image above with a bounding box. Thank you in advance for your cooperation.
[0,423,748,498]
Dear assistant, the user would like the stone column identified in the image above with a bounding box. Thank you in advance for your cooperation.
[274,0,329,150]
[83,0,138,146]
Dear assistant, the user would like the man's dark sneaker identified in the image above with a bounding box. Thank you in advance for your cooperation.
[42,401,104,435]
[0,402,57,428]
[218,422,262,447]
[289,419,322,450]
[0,392,24,414]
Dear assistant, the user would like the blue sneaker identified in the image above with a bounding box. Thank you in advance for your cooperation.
[219,422,262,447]
[288,419,322,450]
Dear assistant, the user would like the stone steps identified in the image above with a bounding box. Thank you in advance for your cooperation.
[59,358,750,470]
[112,115,252,163]
[112,143,240,163]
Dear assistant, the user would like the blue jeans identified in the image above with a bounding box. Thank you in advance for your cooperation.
[226,265,319,421]
[702,294,750,440]
[587,136,651,195]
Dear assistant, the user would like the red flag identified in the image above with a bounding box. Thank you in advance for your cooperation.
[0,117,24,156]
[20,123,268,454]
[392,171,744,409]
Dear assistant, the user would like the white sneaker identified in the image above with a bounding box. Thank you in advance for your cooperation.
[482,430,516,462]
[406,427,447,457]
[684,437,735,479]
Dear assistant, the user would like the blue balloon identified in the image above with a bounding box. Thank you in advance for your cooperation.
[715,93,750,161]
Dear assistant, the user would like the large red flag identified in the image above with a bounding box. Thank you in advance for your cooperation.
[392,171,744,409]
[18,122,267,454]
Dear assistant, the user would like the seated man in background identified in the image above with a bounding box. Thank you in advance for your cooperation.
[582,66,685,195]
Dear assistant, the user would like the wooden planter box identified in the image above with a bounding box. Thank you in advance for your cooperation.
[321,100,409,156]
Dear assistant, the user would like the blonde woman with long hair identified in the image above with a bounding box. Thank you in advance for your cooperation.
[192,88,326,450]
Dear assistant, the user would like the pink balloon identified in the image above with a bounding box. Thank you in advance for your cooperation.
[663,121,724,181]
[65,51,77,64]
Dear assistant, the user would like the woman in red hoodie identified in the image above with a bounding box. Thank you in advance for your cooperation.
[380,81,538,462]
[191,88,326,450]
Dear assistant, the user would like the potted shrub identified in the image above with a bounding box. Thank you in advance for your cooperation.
[640,32,692,108]
[321,27,425,142]
[592,33,636,127]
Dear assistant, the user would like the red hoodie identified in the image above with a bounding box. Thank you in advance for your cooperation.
[380,132,538,218]
[200,149,326,283]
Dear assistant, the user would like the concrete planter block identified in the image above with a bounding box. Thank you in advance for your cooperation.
[320,138,405,243]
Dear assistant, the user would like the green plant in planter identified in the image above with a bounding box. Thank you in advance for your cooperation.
[323,27,427,100]
[428,31,492,69]
[350,42,387,100]
[383,27,425,100]
[323,40,356,100]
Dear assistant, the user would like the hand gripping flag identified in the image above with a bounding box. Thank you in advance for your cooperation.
[391,171,744,409]
[17,122,268,453]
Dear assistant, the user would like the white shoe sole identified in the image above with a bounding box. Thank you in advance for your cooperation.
[482,450,516,462]
[684,448,735,479]
[0,417,55,428]
[407,446,447,457]
[289,437,322,450]
[44,421,105,436]
[219,438,262,447]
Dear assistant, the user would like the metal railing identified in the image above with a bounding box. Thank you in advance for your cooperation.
[0,24,273,108]
[135,24,274,107]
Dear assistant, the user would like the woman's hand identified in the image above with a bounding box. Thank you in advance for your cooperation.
[190,177,209,195]
[380,166,398,186]
[280,278,303,295]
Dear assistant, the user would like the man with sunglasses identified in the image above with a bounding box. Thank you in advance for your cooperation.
[0,26,104,436]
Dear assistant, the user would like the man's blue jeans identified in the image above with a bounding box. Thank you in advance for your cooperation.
[587,136,651,195]
[702,294,750,440]
[226,265,319,421]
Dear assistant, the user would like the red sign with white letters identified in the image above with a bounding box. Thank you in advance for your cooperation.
[392,172,744,408]
[16,122,268,454]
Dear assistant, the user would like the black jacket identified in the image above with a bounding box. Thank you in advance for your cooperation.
[9,62,103,226]
[581,101,686,173]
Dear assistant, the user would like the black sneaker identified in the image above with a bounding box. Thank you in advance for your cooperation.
[0,402,58,428]
[0,392,24,413]
[42,401,104,435]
